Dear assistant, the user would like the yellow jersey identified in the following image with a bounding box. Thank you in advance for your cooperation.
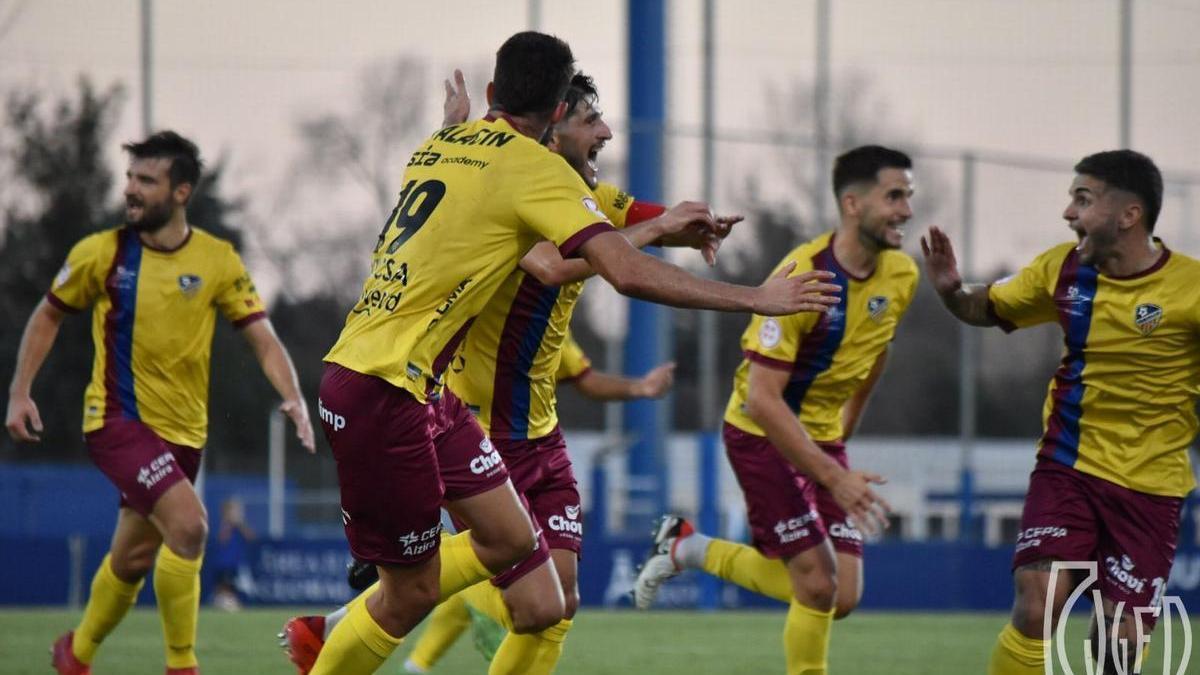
[555,330,593,383]
[47,226,267,448]
[989,241,1200,497]
[448,182,647,439]
[324,115,614,403]
[724,232,918,442]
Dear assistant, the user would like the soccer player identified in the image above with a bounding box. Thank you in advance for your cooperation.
[309,29,840,674]
[4,131,315,675]
[921,150,1190,675]
[634,146,918,675]
[400,330,675,674]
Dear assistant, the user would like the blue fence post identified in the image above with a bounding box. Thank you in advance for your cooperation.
[697,430,721,609]
[623,0,669,531]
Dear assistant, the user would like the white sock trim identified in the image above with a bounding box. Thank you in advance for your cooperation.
[673,531,711,570]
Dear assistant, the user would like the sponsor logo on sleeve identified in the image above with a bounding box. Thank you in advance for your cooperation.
[758,318,783,349]
[582,196,607,220]
[53,263,72,290]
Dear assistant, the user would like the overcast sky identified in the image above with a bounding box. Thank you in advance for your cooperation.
[1,0,1198,287]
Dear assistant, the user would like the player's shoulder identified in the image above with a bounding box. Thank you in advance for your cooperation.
[1031,241,1078,267]
[186,227,238,254]
[69,226,122,258]
[783,232,835,269]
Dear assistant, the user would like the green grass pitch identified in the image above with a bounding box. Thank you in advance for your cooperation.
[1,608,1195,673]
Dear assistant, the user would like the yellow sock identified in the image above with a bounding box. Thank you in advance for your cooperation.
[458,581,514,630]
[153,546,203,669]
[407,594,471,670]
[489,619,572,675]
[439,531,493,600]
[311,598,403,675]
[72,553,145,664]
[783,600,833,675]
[703,539,792,602]
[987,623,1045,675]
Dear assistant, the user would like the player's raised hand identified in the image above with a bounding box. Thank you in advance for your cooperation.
[920,226,964,297]
[658,201,717,238]
[5,394,43,442]
[634,362,676,399]
[828,470,892,537]
[442,69,471,127]
[753,263,840,316]
[279,399,317,453]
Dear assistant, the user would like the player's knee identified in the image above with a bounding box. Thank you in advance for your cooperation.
[165,516,208,558]
[1011,591,1050,636]
[795,573,838,610]
[499,531,538,570]
[378,579,440,624]
[508,594,565,634]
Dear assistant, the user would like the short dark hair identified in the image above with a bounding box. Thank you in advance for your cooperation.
[832,145,912,200]
[122,130,203,190]
[492,31,575,117]
[1074,149,1163,231]
[563,72,599,119]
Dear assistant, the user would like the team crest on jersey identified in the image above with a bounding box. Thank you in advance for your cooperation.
[1133,303,1163,336]
[867,296,889,322]
[177,274,202,297]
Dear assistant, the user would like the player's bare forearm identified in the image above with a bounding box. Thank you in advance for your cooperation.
[747,389,844,486]
[8,300,65,397]
[572,362,674,401]
[938,283,997,327]
[580,231,838,315]
[522,218,670,287]
[240,319,316,452]
[841,349,889,442]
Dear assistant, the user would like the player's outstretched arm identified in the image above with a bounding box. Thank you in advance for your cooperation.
[920,226,996,327]
[240,319,317,453]
[745,362,891,536]
[578,230,839,315]
[5,299,67,443]
[570,362,676,401]
[521,201,722,287]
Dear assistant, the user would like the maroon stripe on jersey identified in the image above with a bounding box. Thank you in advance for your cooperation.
[559,222,615,258]
[232,311,267,329]
[743,349,793,372]
[102,228,142,421]
[626,201,666,226]
[489,275,560,439]
[428,318,476,397]
[45,291,83,314]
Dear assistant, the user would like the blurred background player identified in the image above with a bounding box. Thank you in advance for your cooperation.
[400,330,674,674]
[634,146,918,675]
[922,150,1193,675]
[4,130,315,675]
[309,30,838,675]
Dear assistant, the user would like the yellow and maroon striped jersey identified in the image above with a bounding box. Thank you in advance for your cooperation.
[988,240,1200,497]
[448,182,661,440]
[724,231,918,442]
[48,226,265,448]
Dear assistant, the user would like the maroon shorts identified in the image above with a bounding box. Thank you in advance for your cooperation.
[319,363,443,566]
[489,428,579,588]
[1012,459,1182,626]
[723,423,863,559]
[85,418,201,517]
[432,389,510,502]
